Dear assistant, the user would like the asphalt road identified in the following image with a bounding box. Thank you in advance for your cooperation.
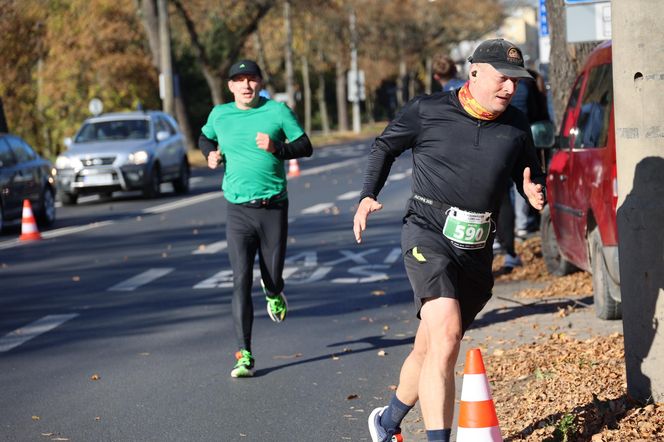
[0,139,428,442]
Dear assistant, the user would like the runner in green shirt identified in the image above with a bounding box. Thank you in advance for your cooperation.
[199,60,312,378]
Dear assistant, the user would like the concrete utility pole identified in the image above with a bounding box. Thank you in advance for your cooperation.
[349,8,361,134]
[613,0,664,403]
[158,0,174,115]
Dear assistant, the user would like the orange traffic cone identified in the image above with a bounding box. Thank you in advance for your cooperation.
[456,348,502,441]
[19,199,42,241]
[287,159,301,177]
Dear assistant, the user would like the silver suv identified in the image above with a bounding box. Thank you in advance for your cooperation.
[55,111,190,205]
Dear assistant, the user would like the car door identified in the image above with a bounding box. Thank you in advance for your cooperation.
[155,115,179,175]
[563,63,614,267]
[8,136,42,205]
[0,137,22,220]
[548,73,585,264]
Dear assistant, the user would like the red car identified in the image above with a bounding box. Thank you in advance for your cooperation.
[535,41,621,320]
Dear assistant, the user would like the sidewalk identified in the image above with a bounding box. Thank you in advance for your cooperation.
[399,242,625,441]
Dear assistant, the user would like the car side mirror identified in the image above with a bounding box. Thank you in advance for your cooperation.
[531,121,556,149]
[156,130,170,142]
[63,137,72,148]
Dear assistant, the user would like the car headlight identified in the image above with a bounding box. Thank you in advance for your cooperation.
[128,150,149,165]
[55,155,82,170]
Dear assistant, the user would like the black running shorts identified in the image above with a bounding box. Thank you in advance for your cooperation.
[401,215,494,333]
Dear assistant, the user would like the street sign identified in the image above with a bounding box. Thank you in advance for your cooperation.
[538,0,550,64]
[539,0,549,37]
[566,1,611,43]
[88,98,103,116]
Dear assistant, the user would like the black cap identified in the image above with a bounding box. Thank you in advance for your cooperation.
[228,60,262,79]
[467,39,533,79]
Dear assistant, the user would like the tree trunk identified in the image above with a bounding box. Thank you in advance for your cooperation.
[157,0,174,115]
[174,77,194,151]
[301,55,311,134]
[0,97,9,133]
[546,0,599,125]
[316,71,330,135]
[254,31,275,97]
[138,0,193,146]
[203,68,224,105]
[283,0,296,110]
[397,58,407,108]
[424,55,433,95]
[366,92,375,124]
[170,0,274,106]
[335,59,348,131]
[137,0,160,67]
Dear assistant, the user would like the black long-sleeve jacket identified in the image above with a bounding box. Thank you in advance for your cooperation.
[360,91,545,229]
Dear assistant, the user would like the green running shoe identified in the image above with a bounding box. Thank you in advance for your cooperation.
[230,349,255,378]
[262,280,288,323]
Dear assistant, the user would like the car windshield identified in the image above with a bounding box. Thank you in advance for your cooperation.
[75,119,150,142]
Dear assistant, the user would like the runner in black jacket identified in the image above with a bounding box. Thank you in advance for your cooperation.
[354,39,546,442]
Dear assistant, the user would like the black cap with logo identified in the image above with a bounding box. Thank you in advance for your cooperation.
[228,60,262,79]
[467,39,533,79]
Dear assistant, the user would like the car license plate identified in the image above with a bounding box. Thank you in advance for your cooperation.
[84,174,113,185]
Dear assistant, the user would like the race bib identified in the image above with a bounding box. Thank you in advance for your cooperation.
[442,207,492,250]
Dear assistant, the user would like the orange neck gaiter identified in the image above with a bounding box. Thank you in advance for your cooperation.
[458,81,500,121]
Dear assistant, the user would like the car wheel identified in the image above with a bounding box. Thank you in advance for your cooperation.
[540,204,577,276]
[172,159,190,194]
[589,227,622,320]
[37,186,56,227]
[60,191,78,206]
[143,164,161,198]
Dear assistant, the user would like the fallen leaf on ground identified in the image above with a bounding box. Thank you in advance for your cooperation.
[272,353,303,360]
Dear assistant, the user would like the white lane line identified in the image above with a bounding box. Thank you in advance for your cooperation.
[301,202,335,214]
[143,192,222,214]
[194,267,299,289]
[192,240,227,255]
[0,314,79,353]
[298,158,360,177]
[384,247,402,264]
[107,268,174,291]
[0,221,115,250]
[337,190,362,201]
[41,221,115,239]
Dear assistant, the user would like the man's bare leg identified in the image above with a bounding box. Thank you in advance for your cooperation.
[418,297,462,429]
[393,319,428,405]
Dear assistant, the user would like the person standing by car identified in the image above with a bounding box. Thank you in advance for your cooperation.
[353,39,545,442]
[432,54,466,92]
[199,60,312,378]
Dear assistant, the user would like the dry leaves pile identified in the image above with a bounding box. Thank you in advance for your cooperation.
[493,237,593,299]
[486,333,664,441]
[484,235,664,440]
